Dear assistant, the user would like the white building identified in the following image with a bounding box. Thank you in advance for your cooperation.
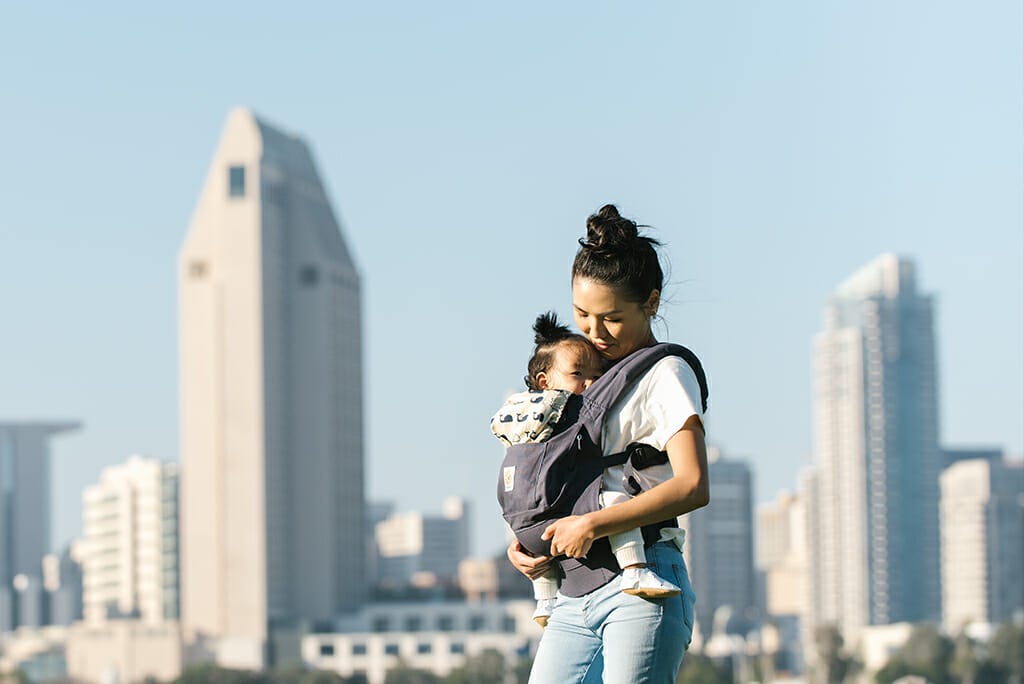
[374,498,471,589]
[680,447,756,638]
[940,458,1024,631]
[302,600,540,684]
[82,456,179,625]
[808,255,941,641]
[756,490,807,619]
[179,108,365,667]
[0,422,80,631]
[856,622,915,679]
[66,620,182,684]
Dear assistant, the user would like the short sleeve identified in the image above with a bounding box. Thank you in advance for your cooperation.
[643,356,705,450]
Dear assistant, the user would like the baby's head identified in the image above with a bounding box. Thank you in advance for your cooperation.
[524,312,603,394]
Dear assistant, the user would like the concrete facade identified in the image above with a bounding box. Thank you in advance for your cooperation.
[940,458,1024,630]
[808,255,941,640]
[374,497,471,589]
[66,620,182,683]
[82,456,179,625]
[179,108,365,666]
[303,600,539,684]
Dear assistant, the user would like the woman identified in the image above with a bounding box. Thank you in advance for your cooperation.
[507,204,710,683]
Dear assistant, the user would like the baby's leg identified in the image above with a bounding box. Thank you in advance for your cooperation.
[598,491,647,569]
[598,491,681,599]
[532,571,559,601]
[531,570,560,627]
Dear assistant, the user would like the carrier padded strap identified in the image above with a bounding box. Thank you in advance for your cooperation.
[582,343,709,420]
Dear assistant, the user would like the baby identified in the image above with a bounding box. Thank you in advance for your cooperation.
[491,312,681,626]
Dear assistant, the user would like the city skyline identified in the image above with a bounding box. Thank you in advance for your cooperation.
[1,3,1020,558]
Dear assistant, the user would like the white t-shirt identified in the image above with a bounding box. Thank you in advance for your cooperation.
[601,355,705,497]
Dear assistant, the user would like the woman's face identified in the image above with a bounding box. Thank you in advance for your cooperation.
[571,277,658,361]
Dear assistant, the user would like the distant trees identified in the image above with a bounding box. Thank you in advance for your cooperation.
[443,649,505,684]
[382,663,440,684]
[813,625,860,684]
[382,649,527,684]
[875,624,953,684]
[172,666,365,684]
[875,622,1024,684]
[676,653,732,684]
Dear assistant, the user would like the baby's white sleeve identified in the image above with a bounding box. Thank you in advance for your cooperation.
[643,357,705,450]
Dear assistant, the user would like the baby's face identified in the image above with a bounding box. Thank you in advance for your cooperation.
[541,343,603,394]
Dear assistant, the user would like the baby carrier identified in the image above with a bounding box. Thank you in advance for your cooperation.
[496,343,709,596]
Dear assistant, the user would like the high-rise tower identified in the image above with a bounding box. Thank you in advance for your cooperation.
[179,108,365,666]
[808,254,941,639]
[0,421,80,631]
[680,447,757,639]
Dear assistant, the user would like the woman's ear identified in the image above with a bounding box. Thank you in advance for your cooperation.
[644,290,661,318]
[535,372,550,390]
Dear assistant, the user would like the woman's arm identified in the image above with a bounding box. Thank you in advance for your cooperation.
[541,415,709,558]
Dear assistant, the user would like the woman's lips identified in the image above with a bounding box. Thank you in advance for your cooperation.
[593,341,612,351]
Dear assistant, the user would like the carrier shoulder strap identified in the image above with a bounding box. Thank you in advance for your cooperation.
[581,343,709,421]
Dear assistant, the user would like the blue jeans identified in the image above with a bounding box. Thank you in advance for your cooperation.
[528,541,696,683]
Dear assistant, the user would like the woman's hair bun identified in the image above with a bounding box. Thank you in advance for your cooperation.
[580,204,640,253]
[532,311,573,346]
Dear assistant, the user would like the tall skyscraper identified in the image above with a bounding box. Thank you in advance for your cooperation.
[82,456,179,624]
[179,108,365,667]
[680,447,756,638]
[940,458,1024,631]
[808,254,941,639]
[0,421,80,631]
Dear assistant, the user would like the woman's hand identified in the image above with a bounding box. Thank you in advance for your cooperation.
[542,515,597,559]
[506,540,555,580]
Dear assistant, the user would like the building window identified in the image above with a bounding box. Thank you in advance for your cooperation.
[502,615,516,633]
[372,617,389,633]
[417,642,432,654]
[229,166,245,197]
[450,642,465,654]
[404,616,422,632]
[385,643,400,656]
[437,615,455,632]
[352,643,367,655]
[319,642,335,656]
[468,615,485,631]
[300,265,319,286]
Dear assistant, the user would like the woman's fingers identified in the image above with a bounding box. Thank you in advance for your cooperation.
[507,540,554,580]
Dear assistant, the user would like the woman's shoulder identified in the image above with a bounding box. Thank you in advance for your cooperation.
[646,351,701,385]
[641,353,705,415]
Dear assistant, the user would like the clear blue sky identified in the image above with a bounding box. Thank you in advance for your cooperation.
[1,2,1020,558]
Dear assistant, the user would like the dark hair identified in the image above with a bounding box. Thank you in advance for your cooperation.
[524,312,593,390]
[571,204,664,304]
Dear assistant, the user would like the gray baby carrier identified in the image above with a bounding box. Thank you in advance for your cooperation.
[496,343,709,596]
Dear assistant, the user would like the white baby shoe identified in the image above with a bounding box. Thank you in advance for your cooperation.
[620,567,681,598]
[532,598,557,627]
